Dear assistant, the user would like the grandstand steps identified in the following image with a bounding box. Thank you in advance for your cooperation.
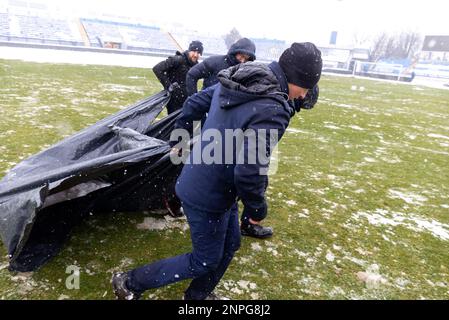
[77,18,90,47]
[9,14,21,36]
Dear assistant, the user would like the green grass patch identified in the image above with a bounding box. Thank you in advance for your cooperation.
[1,59,448,299]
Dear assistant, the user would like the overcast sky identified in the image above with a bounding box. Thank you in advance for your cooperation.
[5,0,449,46]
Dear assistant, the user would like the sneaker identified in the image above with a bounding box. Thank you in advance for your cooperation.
[112,272,141,300]
[164,196,184,217]
[241,222,273,239]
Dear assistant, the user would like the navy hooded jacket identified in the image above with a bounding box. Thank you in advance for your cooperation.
[185,38,256,96]
[172,61,294,221]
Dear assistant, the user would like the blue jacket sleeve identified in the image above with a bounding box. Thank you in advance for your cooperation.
[169,85,216,147]
[234,106,290,222]
[186,61,212,96]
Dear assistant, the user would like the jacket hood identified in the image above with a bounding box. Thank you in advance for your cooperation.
[217,62,290,111]
[227,38,256,62]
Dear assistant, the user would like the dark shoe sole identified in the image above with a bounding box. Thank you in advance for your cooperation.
[240,229,273,239]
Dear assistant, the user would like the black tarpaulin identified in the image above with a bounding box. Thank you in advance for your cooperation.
[0,91,182,272]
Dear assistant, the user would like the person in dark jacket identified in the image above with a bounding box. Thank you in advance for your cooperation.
[186,37,256,96]
[153,40,204,114]
[185,37,275,238]
[112,42,323,300]
[153,41,203,217]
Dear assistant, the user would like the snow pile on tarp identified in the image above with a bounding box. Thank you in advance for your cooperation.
[0,91,182,272]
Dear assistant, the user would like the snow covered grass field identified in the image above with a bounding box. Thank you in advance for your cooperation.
[0,59,448,300]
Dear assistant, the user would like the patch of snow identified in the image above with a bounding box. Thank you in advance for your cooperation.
[251,243,263,252]
[428,133,449,141]
[236,280,257,291]
[250,292,259,299]
[286,128,308,134]
[349,125,365,131]
[99,83,140,93]
[324,124,341,130]
[355,248,371,256]
[356,264,388,289]
[329,286,346,297]
[230,287,243,295]
[344,255,367,267]
[294,249,309,258]
[137,217,167,231]
[297,211,309,218]
[136,215,188,231]
[354,209,449,241]
[325,251,335,262]
[411,146,449,156]
[266,247,279,256]
[388,189,428,205]
[394,277,410,290]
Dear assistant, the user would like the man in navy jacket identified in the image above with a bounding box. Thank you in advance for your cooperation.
[186,37,256,96]
[186,37,278,238]
[112,43,323,300]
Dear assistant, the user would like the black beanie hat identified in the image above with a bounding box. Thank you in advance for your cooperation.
[279,42,322,89]
[188,40,204,55]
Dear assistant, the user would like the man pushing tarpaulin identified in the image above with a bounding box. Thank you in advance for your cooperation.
[0,90,183,272]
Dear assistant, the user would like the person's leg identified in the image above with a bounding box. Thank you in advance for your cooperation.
[240,208,250,225]
[125,204,230,295]
[184,203,241,300]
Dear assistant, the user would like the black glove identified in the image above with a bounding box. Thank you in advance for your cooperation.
[293,84,319,112]
[168,82,181,93]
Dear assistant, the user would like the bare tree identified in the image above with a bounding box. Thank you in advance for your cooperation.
[352,32,370,48]
[369,31,422,61]
[398,31,422,58]
[384,36,397,59]
[223,28,241,49]
[369,32,389,62]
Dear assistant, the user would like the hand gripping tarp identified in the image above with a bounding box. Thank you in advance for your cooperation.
[0,91,182,272]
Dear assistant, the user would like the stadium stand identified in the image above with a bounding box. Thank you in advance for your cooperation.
[0,11,83,45]
[6,5,446,83]
[250,38,288,61]
[169,31,227,56]
[1,6,292,62]
[0,12,10,40]
[80,18,178,53]
[168,32,288,60]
